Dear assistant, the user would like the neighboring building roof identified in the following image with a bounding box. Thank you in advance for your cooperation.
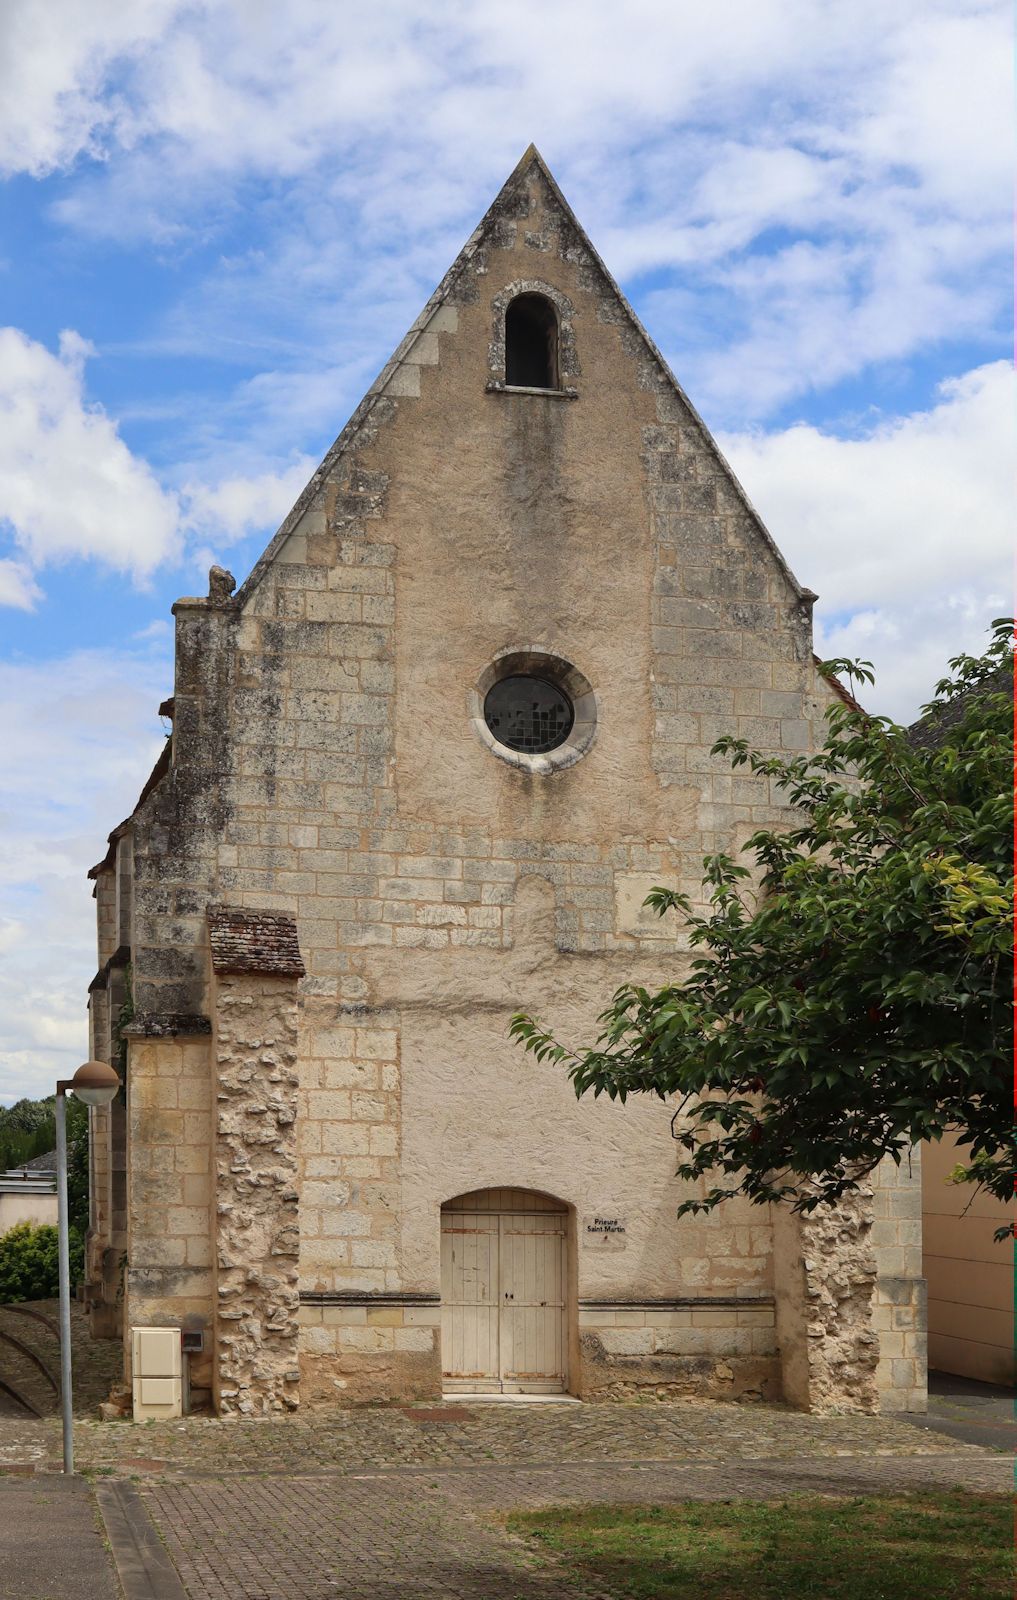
[23,1149,57,1172]
[1,1167,56,1194]
[813,655,866,715]
[207,906,306,977]
[908,663,1012,751]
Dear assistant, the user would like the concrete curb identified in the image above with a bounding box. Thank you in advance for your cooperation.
[94,1480,188,1600]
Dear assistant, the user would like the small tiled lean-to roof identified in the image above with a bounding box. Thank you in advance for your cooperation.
[207,906,305,978]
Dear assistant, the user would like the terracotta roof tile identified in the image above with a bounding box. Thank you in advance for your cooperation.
[207,905,305,978]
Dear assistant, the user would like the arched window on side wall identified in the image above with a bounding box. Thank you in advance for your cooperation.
[505,293,559,389]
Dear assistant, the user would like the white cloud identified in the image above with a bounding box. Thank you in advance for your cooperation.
[0,559,42,609]
[0,644,170,1101]
[0,326,181,579]
[720,360,1015,718]
[131,618,171,641]
[2,1,1005,420]
[181,458,315,540]
[0,326,319,604]
[0,0,184,177]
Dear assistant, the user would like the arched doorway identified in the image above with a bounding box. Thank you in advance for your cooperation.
[440,1188,568,1394]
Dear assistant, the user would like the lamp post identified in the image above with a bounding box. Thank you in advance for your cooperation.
[55,1060,120,1475]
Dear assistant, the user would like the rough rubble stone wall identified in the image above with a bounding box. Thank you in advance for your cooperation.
[774,1189,880,1414]
[213,972,301,1416]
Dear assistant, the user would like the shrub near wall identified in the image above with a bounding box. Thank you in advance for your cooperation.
[0,1221,84,1303]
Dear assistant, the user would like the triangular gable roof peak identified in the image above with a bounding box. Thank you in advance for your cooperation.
[234,145,811,608]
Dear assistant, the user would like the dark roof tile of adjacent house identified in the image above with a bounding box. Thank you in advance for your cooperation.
[24,1149,58,1172]
[907,663,1012,750]
[207,906,306,977]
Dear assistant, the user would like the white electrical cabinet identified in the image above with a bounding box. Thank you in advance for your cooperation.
[131,1326,183,1420]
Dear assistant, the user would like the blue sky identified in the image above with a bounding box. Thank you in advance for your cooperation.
[0,0,1011,1101]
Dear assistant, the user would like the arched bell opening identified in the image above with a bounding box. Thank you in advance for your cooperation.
[504,294,560,389]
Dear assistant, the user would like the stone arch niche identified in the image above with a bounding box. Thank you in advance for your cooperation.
[440,1186,577,1395]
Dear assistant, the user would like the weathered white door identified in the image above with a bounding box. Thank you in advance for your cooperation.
[440,1207,501,1391]
[441,1190,567,1394]
[498,1211,567,1393]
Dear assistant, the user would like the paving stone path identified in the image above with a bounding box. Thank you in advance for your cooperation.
[145,1470,604,1600]
[1,1396,1010,1598]
[140,1451,1011,1600]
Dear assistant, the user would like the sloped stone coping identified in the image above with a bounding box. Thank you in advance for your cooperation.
[121,1014,211,1038]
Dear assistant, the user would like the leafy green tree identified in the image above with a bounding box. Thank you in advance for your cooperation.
[1,1098,50,1134]
[0,1102,53,1173]
[512,622,1013,1222]
[0,1094,90,1284]
[0,1221,83,1303]
[65,1097,90,1236]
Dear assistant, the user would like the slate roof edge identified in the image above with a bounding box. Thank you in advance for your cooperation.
[88,741,171,879]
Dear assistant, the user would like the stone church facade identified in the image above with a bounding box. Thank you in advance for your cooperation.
[84,149,926,1417]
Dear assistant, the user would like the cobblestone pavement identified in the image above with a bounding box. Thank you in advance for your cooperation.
[140,1451,1012,1600]
[0,1395,1008,1478]
[140,1452,1009,1600]
[0,1391,1010,1600]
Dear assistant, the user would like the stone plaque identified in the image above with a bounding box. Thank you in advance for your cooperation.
[614,873,690,944]
[583,1214,627,1250]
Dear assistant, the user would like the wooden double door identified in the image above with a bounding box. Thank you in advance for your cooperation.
[440,1189,568,1394]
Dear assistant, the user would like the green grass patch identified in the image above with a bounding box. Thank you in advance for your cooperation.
[508,1491,1013,1599]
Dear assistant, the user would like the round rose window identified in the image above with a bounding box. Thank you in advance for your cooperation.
[483,674,575,754]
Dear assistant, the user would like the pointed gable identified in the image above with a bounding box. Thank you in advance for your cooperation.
[210,144,825,844]
[237,146,809,612]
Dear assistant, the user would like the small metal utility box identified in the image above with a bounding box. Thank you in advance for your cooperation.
[131,1327,183,1421]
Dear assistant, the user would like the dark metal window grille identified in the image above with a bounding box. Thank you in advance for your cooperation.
[484,675,574,754]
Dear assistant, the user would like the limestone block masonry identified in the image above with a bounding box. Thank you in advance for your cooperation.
[84,146,926,1417]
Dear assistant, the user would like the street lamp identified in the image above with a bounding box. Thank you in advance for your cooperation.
[55,1060,120,1474]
